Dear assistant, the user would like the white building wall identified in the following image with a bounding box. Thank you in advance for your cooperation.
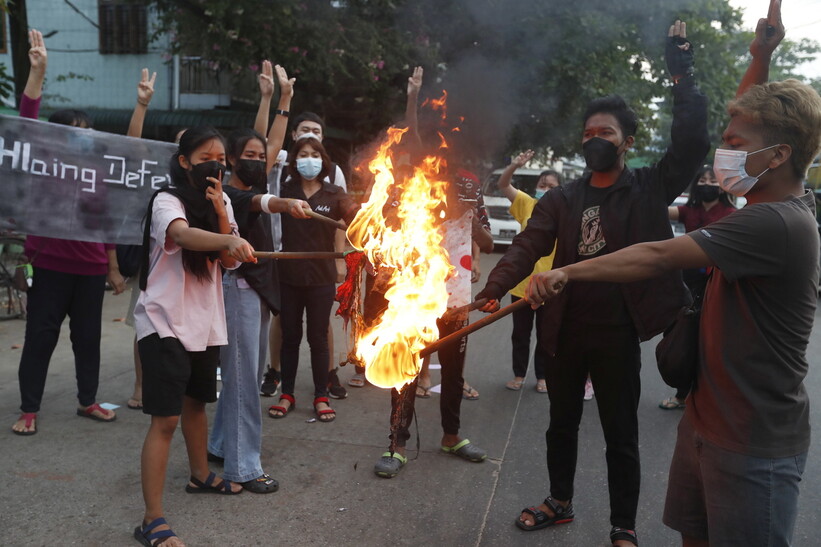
[1,1,172,111]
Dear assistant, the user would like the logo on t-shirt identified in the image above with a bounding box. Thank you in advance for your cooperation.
[315,205,331,214]
[578,206,606,256]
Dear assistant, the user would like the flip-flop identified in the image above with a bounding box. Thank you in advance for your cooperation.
[76,403,116,422]
[535,381,548,393]
[12,412,37,436]
[505,379,524,391]
[658,397,686,410]
[127,398,143,410]
[441,438,487,462]
[462,385,479,400]
[416,385,432,398]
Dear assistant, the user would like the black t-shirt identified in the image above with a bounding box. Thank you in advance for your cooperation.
[565,185,631,325]
[223,186,280,313]
[688,191,818,458]
[279,180,358,286]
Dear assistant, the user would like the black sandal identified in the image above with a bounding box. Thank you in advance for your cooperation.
[610,526,638,546]
[515,496,575,531]
[134,517,177,546]
[184,471,242,495]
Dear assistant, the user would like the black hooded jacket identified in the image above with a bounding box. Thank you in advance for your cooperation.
[481,77,710,354]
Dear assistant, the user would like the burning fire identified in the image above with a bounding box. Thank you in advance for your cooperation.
[346,126,453,391]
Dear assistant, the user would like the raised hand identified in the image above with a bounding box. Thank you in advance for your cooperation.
[258,60,274,99]
[512,150,535,168]
[750,0,785,58]
[665,20,694,82]
[274,64,295,99]
[407,66,423,96]
[205,174,227,217]
[28,29,47,75]
[137,68,157,106]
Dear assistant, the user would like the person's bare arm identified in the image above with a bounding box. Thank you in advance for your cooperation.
[525,235,712,307]
[737,0,784,97]
[405,66,423,148]
[472,217,494,254]
[23,29,47,100]
[668,206,680,221]
[165,218,255,266]
[498,150,534,203]
[105,248,126,295]
[265,64,295,172]
[127,68,157,138]
[249,195,310,218]
[254,60,274,137]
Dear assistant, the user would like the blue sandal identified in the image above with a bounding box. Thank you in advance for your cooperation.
[184,471,242,495]
[134,517,177,546]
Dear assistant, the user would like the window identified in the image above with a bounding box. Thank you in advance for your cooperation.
[98,1,148,55]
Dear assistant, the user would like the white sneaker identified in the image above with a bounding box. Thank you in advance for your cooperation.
[583,378,594,401]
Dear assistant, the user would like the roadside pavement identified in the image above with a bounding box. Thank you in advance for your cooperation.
[1,251,819,546]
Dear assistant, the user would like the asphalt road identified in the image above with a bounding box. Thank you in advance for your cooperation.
[1,250,819,546]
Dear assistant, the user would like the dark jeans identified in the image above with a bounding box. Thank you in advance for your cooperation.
[389,317,467,451]
[546,321,641,530]
[279,282,335,398]
[510,295,549,380]
[18,267,106,413]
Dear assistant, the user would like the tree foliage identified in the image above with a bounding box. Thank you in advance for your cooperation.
[150,0,819,163]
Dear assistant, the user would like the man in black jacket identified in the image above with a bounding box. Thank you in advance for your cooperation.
[475,20,709,546]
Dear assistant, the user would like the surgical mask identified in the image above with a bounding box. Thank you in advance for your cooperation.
[188,161,226,192]
[234,159,267,192]
[696,185,720,202]
[296,157,323,180]
[534,189,547,199]
[583,137,623,172]
[713,145,779,197]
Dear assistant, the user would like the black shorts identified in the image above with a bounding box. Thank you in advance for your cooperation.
[138,333,220,416]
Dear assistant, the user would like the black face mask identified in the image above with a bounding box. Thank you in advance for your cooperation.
[696,185,720,202]
[188,161,226,192]
[583,137,622,172]
[234,159,268,192]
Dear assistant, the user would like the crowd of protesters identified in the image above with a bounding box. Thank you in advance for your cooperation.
[5,0,820,545]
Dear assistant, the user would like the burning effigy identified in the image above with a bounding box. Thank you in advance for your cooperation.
[339,122,455,391]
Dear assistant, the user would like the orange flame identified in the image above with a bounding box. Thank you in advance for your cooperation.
[421,90,448,121]
[346,127,453,391]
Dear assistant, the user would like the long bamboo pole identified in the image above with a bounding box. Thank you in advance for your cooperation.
[252,251,347,259]
[419,298,530,358]
[304,209,347,231]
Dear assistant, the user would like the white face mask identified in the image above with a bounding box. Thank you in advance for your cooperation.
[296,157,323,180]
[713,144,779,196]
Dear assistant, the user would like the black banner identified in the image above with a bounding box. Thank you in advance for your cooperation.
[0,114,177,244]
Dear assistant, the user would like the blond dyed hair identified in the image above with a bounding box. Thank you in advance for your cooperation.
[728,79,821,179]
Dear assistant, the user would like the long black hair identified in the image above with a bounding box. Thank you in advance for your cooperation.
[167,126,227,281]
[685,165,734,208]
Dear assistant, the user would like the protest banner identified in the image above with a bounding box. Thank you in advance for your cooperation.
[0,114,177,245]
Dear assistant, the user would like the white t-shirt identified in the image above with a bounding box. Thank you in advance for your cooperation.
[134,192,239,352]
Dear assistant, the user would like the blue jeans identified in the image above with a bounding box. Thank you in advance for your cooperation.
[663,413,807,545]
[208,273,272,483]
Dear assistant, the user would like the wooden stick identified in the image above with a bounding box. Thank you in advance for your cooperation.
[439,298,488,321]
[253,251,346,259]
[419,298,529,358]
[304,209,347,231]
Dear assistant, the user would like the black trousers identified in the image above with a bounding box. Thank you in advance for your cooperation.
[279,282,335,398]
[510,295,549,380]
[546,321,641,530]
[18,267,106,413]
[389,317,467,450]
